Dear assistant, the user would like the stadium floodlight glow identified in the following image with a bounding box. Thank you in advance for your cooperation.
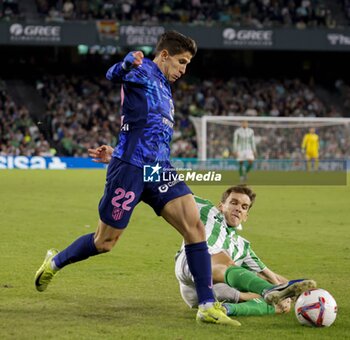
[106,45,118,55]
[190,115,350,160]
[135,45,153,56]
[77,44,88,55]
[78,45,119,55]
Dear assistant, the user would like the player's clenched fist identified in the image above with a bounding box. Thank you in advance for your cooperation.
[122,51,144,71]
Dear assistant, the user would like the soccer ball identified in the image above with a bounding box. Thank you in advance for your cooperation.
[295,289,337,327]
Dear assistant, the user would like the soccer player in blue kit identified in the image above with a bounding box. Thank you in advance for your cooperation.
[34,31,241,326]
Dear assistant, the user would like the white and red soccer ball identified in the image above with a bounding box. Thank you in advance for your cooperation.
[295,289,337,327]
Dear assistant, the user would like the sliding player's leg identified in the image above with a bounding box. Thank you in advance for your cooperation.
[176,250,289,317]
[224,298,275,317]
[178,279,284,317]
[177,281,242,309]
[224,266,316,305]
[223,296,290,317]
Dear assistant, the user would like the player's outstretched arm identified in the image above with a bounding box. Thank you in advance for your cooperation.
[88,145,113,164]
[258,267,288,285]
[106,51,144,81]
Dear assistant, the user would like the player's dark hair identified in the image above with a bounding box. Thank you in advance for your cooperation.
[221,185,256,209]
[155,31,197,57]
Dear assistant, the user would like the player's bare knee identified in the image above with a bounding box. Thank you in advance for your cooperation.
[94,239,115,253]
[94,234,121,253]
[94,238,110,252]
[94,221,123,252]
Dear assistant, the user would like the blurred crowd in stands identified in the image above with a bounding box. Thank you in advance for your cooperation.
[1,1,349,160]
[343,0,350,21]
[1,74,349,159]
[40,0,336,28]
[0,83,53,156]
[0,0,339,28]
[1,0,21,20]
[171,76,342,157]
[35,75,120,156]
[335,78,350,113]
[174,77,337,118]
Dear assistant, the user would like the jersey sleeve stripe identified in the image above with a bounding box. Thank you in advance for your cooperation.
[207,220,223,247]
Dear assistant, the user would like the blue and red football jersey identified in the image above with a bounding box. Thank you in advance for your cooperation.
[106,58,175,168]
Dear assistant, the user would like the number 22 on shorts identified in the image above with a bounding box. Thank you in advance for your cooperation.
[111,187,136,211]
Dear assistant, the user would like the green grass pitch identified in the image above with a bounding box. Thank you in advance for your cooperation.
[0,170,349,339]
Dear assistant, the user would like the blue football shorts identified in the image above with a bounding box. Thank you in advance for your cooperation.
[98,157,192,228]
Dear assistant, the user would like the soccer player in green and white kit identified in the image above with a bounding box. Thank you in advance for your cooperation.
[85,146,315,320]
[233,121,256,182]
[175,185,317,317]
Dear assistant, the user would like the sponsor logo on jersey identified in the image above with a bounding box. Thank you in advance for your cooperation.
[158,179,181,193]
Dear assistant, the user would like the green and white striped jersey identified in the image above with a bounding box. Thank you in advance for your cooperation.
[233,127,256,153]
[195,196,266,273]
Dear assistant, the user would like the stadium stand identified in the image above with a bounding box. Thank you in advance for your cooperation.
[174,77,339,118]
[1,0,21,20]
[1,71,348,158]
[343,0,350,21]
[28,0,338,28]
[35,75,119,156]
[1,1,350,159]
[335,79,350,112]
[31,75,350,158]
[0,83,54,156]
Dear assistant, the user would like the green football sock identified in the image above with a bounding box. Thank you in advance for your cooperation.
[246,162,253,173]
[224,298,275,316]
[224,266,274,295]
[239,163,244,176]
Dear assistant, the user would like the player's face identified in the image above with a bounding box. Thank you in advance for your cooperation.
[218,192,251,227]
[160,50,192,83]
